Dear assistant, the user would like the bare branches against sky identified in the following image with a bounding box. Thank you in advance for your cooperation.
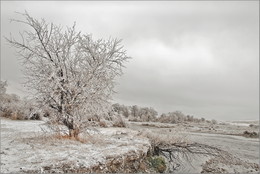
[1,1,259,120]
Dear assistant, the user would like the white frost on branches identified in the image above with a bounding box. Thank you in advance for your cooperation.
[6,12,130,137]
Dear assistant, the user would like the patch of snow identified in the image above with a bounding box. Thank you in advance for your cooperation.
[0,117,150,173]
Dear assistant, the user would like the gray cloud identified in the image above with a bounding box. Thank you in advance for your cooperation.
[1,1,259,120]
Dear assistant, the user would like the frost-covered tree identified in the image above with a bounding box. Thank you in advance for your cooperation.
[0,81,7,111]
[112,103,130,118]
[0,80,7,96]
[139,107,157,122]
[6,12,130,138]
[131,105,139,117]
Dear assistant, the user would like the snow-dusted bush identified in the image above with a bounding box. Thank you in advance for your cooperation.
[156,111,214,124]
[141,129,189,149]
[112,102,216,125]
[0,96,41,120]
[249,124,259,129]
[112,103,130,118]
[0,81,43,120]
[112,103,158,122]
[112,114,127,127]
[0,84,25,120]
[128,115,139,122]
[156,111,185,123]
[211,119,218,124]
[243,131,258,138]
[99,119,109,128]
[0,81,7,96]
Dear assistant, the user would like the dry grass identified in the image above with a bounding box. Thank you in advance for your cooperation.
[20,130,106,147]
[1,109,25,120]
[140,129,190,148]
[54,134,88,143]
[10,111,26,120]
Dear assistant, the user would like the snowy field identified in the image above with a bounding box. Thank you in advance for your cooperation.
[0,117,150,173]
[1,117,259,173]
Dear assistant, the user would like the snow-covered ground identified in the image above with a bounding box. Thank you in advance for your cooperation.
[131,120,259,136]
[0,117,150,173]
[129,121,260,173]
[1,117,259,173]
[221,120,259,127]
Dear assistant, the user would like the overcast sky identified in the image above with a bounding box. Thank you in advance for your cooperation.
[1,1,259,121]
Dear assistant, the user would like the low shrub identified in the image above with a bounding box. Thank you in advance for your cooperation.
[11,111,26,120]
[211,119,217,124]
[1,108,26,120]
[128,117,139,122]
[249,124,259,129]
[0,92,42,120]
[141,130,189,149]
[1,108,12,118]
[243,131,258,138]
[112,115,127,127]
[99,120,108,128]
[147,156,167,173]
[29,112,41,120]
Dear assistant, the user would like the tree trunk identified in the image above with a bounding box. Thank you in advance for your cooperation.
[62,116,78,138]
[69,128,79,139]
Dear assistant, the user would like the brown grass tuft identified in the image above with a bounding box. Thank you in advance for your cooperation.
[54,134,88,143]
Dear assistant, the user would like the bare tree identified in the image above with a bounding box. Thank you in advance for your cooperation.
[6,12,130,138]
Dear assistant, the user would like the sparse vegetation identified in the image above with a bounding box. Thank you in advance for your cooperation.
[112,103,213,124]
[211,119,217,125]
[243,131,258,138]
[249,124,259,129]
[0,81,41,120]
[112,114,127,127]
[140,129,259,173]
[112,103,158,122]
[147,156,167,173]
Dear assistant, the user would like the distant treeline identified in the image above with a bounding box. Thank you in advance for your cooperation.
[112,103,217,124]
[1,79,217,125]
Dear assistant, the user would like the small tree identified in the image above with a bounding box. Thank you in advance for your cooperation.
[211,119,217,125]
[6,12,130,138]
[0,80,7,95]
[0,81,7,112]
[139,107,158,122]
[131,105,139,118]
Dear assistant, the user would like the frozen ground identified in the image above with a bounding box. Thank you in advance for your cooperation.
[129,121,260,173]
[1,117,259,173]
[0,117,150,173]
[188,132,259,164]
[131,120,259,137]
